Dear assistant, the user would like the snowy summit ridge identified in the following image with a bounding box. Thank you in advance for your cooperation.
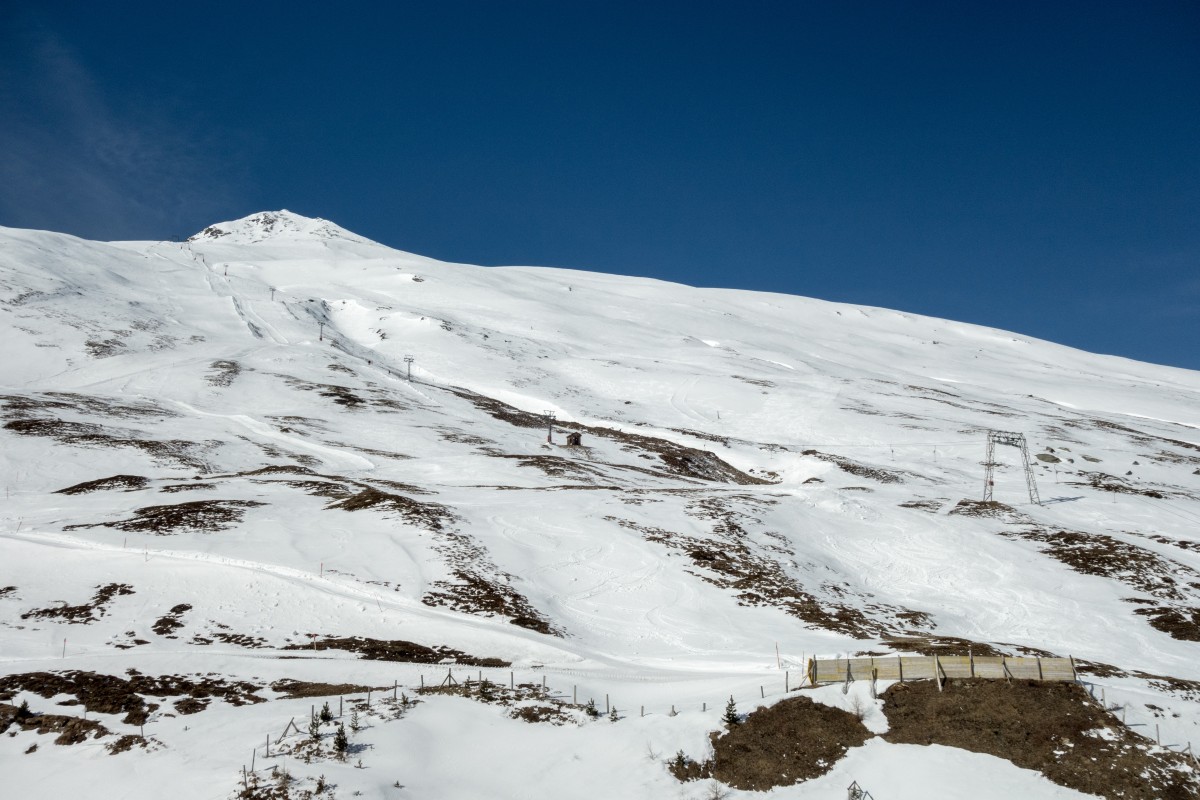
[188,209,371,245]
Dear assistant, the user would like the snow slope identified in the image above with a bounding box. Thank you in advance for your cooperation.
[1,210,1198,798]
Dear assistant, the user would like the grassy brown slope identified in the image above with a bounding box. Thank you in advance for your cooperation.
[882,679,1197,800]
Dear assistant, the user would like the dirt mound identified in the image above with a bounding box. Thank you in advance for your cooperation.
[270,681,385,699]
[670,695,870,790]
[882,679,1198,800]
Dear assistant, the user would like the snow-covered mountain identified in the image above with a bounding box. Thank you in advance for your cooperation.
[2,211,1198,799]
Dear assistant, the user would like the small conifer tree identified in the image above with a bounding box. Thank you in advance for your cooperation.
[308,714,321,742]
[319,701,333,724]
[608,706,619,722]
[16,699,31,720]
[333,723,349,760]
[723,696,739,726]
[585,699,600,718]
[349,707,361,732]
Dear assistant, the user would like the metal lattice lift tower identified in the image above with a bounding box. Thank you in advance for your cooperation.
[983,430,1041,505]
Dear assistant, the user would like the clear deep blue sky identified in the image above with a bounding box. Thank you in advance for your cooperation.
[2,2,1197,369]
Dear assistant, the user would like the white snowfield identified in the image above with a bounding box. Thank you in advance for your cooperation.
[0,210,1197,798]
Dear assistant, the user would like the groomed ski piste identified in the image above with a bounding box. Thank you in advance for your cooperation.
[1,211,1198,799]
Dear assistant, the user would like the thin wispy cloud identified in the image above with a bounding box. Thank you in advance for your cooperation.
[0,19,237,239]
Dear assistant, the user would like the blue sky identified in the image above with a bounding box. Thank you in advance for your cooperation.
[1,2,1197,369]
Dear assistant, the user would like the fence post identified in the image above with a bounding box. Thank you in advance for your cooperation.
[934,654,943,692]
[785,671,789,693]
[898,656,903,684]
[1037,657,1043,683]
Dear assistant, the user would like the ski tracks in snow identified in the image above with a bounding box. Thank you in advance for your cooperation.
[169,399,374,471]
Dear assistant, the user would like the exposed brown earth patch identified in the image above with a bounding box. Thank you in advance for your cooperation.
[0,702,110,744]
[278,375,364,407]
[270,680,385,699]
[55,474,149,494]
[423,569,560,636]
[882,679,1198,800]
[256,478,354,500]
[66,499,265,534]
[0,670,265,726]
[614,496,932,638]
[671,695,870,789]
[327,487,453,528]
[1132,605,1200,641]
[800,450,907,483]
[449,387,772,485]
[21,583,134,624]
[1072,471,1168,498]
[152,604,191,637]
[898,499,945,512]
[877,635,1009,658]
[4,417,212,470]
[495,453,611,482]
[950,499,1032,522]
[0,393,213,469]
[1001,527,1200,600]
[282,636,509,666]
[999,526,1200,642]
[416,676,575,725]
[206,360,242,387]
[160,482,216,493]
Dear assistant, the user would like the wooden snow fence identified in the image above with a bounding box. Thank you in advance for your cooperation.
[809,654,1078,691]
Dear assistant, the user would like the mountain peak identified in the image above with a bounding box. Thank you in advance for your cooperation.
[188,210,370,244]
